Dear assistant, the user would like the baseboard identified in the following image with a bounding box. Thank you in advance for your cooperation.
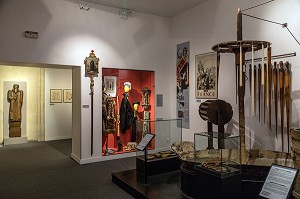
[71,153,81,164]
[45,135,71,141]
[79,152,136,164]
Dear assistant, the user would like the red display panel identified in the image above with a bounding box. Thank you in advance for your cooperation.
[102,68,155,155]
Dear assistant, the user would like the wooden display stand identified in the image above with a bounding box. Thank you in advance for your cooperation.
[136,154,180,176]
[9,121,21,137]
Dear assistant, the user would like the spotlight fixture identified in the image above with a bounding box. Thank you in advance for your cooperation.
[119,8,132,20]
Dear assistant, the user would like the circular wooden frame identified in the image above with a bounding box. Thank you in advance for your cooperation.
[212,40,271,53]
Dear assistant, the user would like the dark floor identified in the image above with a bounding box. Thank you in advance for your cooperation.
[0,139,135,199]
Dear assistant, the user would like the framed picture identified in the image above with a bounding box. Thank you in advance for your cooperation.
[195,52,218,99]
[103,76,117,97]
[50,89,62,103]
[84,50,99,76]
[63,89,72,103]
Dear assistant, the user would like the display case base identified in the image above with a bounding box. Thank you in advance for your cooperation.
[136,154,180,176]
[112,169,182,199]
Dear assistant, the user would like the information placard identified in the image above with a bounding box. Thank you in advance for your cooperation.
[136,134,155,151]
[259,164,298,199]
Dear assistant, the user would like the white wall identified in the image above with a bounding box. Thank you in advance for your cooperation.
[171,0,300,152]
[45,68,72,141]
[0,0,173,163]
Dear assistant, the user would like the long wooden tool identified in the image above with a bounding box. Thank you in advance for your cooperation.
[285,61,291,152]
[236,65,238,104]
[273,62,278,137]
[264,63,267,123]
[249,64,252,96]
[268,47,272,129]
[279,61,284,152]
[258,64,262,121]
[116,96,123,152]
[254,65,257,116]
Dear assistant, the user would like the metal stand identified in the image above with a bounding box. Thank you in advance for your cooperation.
[144,148,149,185]
[207,121,213,149]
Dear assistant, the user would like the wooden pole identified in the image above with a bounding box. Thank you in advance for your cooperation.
[90,75,94,156]
[236,8,246,164]
[279,61,284,152]
[268,47,272,129]
[273,62,278,137]
[285,62,291,152]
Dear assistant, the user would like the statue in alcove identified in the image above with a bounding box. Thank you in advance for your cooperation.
[7,84,23,137]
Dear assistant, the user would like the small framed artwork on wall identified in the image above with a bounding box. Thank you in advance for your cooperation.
[63,89,72,103]
[50,89,62,103]
[103,76,117,97]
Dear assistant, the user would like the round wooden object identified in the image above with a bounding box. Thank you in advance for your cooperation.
[199,100,233,125]
[211,40,271,53]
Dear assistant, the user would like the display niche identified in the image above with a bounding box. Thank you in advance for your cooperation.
[102,68,155,155]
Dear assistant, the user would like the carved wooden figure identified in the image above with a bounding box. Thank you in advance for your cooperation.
[7,84,23,137]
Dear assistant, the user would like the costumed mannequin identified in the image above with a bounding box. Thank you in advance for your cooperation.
[131,101,140,142]
[102,83,116,155]
[7,84,23,137]
[120,82,133,134]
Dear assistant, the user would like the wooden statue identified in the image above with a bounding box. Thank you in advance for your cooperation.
[7,84,23,137]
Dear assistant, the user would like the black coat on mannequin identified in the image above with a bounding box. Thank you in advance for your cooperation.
[120,92,133,134]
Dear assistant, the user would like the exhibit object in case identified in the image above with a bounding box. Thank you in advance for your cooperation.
[194,132,241,175]
[136,119,182,176]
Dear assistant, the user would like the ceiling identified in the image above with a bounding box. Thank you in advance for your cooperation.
[78,0,210,18]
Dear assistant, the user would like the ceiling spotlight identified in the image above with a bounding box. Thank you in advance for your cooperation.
[119,8,132,20]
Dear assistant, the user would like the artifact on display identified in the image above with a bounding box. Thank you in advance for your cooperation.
[7,84,23,137]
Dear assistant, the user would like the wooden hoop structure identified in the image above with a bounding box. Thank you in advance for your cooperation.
[212,40,271,54]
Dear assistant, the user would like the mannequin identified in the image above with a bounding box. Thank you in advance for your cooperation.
[120,82,133,134]
[102,83,116,155]
[131,101,140,142]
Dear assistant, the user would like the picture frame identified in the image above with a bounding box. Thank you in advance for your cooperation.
[50,89,62,103]
[103,76,117,97]
[84,50,99,76]
[63,89,72,103]
[195,52,218,99]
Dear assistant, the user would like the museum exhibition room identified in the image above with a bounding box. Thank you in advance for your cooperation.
[1,0,300,198]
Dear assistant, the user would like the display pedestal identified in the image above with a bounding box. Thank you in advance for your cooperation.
[181,166,196,198]
[194,167,242,199]
[4,136,27,145]
[136,155,180,176]
[9,121,21,137]
[112,169,182,199]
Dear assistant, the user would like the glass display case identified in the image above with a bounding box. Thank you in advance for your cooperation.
[136,119,182,176]
[194,132,241,178]
[101,68,155,155]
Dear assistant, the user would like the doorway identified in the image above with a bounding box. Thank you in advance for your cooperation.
[0,61,81,158]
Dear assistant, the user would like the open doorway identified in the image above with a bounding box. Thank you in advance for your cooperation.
[0,61,80,157]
